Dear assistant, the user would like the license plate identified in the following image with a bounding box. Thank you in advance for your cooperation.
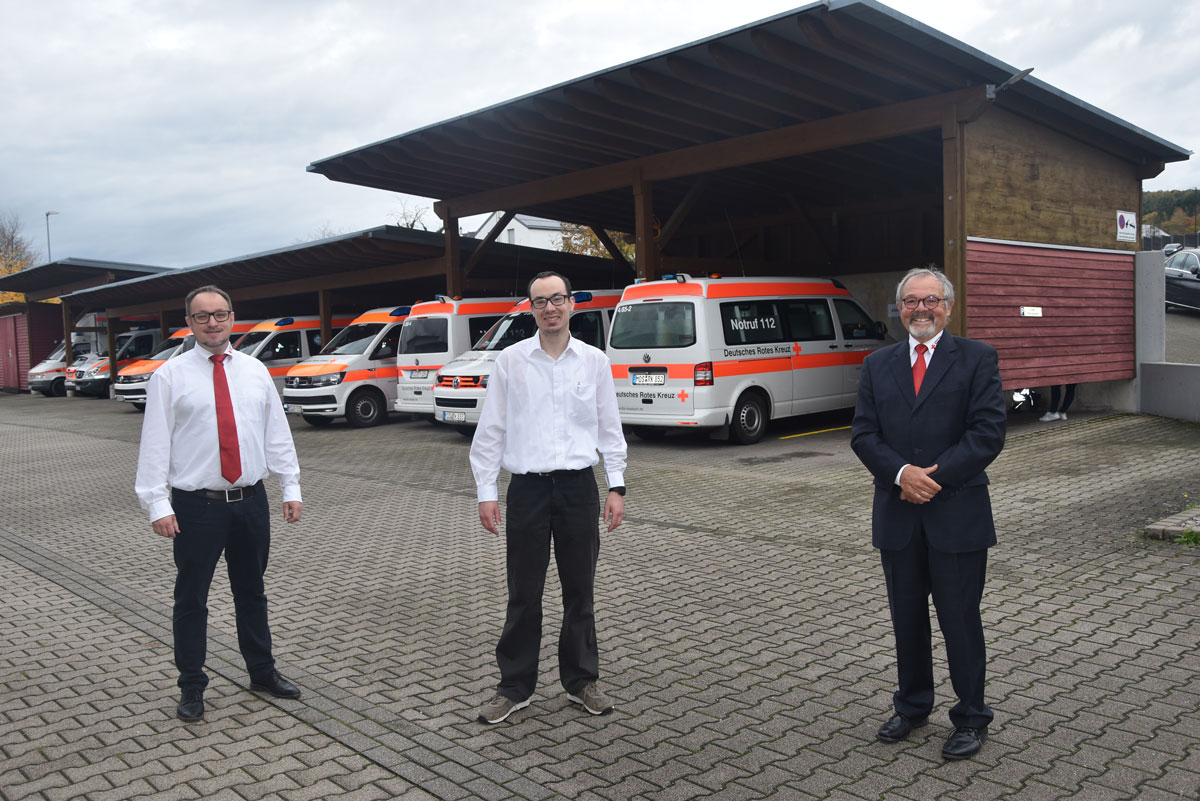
[442,411,466,423]
[632,373,665,385]
[409,370,428,378]
[283,404,302,414]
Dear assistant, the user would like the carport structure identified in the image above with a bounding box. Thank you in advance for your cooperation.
[309,0,1189,391]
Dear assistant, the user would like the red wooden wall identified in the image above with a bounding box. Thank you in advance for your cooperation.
[966,240,1135,390]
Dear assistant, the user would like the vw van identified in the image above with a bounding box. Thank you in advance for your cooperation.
[282,306,411,427]
[66,328,165,397]
[234,315,354,396]
[607,274,887,444]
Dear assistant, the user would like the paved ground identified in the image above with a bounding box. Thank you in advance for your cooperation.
[1,392,1198,801]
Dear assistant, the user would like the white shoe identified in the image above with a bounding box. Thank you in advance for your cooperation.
[1038,412,1060,422]
[1058,412,1067,421]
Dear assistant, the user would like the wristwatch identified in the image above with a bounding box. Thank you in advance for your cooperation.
[609,486,626,497]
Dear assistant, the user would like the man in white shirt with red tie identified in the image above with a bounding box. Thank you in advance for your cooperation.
[136,285,303,722]
[470,270,627,724]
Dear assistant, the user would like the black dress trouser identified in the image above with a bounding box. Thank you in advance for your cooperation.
[497,468,601,701]
[172,484,275,690]
[880,522,993,730]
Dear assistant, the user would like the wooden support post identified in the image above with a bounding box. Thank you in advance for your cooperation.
[318,289,332,351]
[106,318,118,393]
[159,309,170,340]
[462,211,515,277]
[942,108,967,337]
[61,302,73,365]
[633,172,657,281]
[589,226,633,273]
[444,218,462,297]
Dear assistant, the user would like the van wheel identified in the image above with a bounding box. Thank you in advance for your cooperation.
[346,389,385,428]
[731,392,767,445]
[456,425,476,438]
[302,414,333,427]
[51,378,66,397]
[132,402,146,412]
[633,427,666,441]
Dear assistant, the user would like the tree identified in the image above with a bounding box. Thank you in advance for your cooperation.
[1,211,38,303]
[388,197,430,230]
[558,223,636,261]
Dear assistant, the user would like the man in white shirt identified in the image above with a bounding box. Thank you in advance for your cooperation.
[135,285,304,722]
[470,271,627,724]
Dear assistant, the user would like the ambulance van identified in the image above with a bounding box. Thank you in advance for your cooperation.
[235,315,354,396]
[28,313,104,397]
[394,296,520,417]
[66,327,165,397]
[606,274,888,444]
[113,319,262,410]
[432,289,623,431]
[282,306,411,428]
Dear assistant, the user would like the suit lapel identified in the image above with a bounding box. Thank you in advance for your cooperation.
[913,333,958,411]
[889,342,916,408]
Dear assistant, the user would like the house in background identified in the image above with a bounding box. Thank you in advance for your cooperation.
[469,213,563,251]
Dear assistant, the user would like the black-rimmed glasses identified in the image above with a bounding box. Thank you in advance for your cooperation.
[188,310,232,324]
[530,293,570,309]
[900,296,944,310]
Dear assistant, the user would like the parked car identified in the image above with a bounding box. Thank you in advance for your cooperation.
[1165,248,1200,312]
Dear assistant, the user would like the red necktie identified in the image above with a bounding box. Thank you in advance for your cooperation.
[210,353,242,484]
[912,343,928,396]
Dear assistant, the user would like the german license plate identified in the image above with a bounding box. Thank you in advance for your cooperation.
[442,411,466,423]
[409,370,429,378]
[283,404,302,414]
[632,373,665,385]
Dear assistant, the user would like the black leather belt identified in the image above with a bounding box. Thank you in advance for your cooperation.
[527,467,591,477]
[173,481,263,503]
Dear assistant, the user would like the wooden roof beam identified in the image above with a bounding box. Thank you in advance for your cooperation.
[628,66,790,130]
[531,96,695,151]
[462,211,515,276]
[749,29,913,104]
[706,42,856,113]
[591,78,748,138]
[560,86,715,144]
[665,55,826,119]
[795,17,945,94]
[436,84,993,220]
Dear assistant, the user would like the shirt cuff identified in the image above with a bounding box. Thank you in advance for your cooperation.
[282,484,302,504]
[147,499,174,523]
[606,471,625,491]
[477,485,498,503]
[894,465,910,486]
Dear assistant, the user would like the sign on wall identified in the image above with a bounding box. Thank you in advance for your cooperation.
[1117,211,1138,243]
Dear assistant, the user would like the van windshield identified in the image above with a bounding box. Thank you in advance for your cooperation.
[149,337,182,359]
[474,313,538,351]
[609,302,696,349]
[235,331,269,354]
[45,343,67,361]
[322,323,384,355]
[399,317,448,354]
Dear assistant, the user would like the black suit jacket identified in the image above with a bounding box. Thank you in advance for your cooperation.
[850,332,1006,553]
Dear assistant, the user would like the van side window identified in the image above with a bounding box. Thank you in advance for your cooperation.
[783,300,835,341]
[721,301,785,345]
[306,330,324,354]
[569,311,604,349]
[126,335,155,358]
[469,316,503,348]
[371,324,403,360]
[261,331,301,361]
[832,299,883,340]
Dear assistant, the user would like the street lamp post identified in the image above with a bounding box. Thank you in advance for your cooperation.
[44,210,60,262]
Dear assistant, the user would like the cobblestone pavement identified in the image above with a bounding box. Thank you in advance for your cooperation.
[1,393,1198,801]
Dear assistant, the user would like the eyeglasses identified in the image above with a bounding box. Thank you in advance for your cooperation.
[530,293,570,309]
[900,296,945,310]
[188,310,232,324]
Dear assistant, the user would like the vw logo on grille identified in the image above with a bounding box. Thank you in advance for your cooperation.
[452,376,460,389]
[642,353,651,364]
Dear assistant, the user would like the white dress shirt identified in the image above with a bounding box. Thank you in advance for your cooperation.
[470,333,627,503]
[135,344,302,522]
[895,329,946,486]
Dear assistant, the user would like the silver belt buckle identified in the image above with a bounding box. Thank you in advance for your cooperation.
[224,487,244,502]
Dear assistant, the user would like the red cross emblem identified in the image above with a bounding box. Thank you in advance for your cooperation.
[678,390,689,403]
[792,341,801,355]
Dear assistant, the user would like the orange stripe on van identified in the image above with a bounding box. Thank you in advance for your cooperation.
[714,357,793,377]
[622,283,703,300]
[267,366,291,377]
[791,353,844,369]
[289,362,348,376]
[353,312,409,324]
[120,359,167,376]
[705,282,850,299]
[344,367,400,382]
[457,301,520,315]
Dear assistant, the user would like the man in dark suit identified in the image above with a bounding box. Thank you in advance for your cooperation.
[851,267,1006,760]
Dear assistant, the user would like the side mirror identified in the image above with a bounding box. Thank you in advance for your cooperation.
[874,321,888,338]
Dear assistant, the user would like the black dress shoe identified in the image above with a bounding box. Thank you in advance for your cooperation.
[942,726,987,760]
[177,687,204,722]
[250,671,302,699]
[876,713,928,743]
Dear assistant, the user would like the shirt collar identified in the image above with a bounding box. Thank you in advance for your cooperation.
[533,333,578,360]
[908,330,944,356]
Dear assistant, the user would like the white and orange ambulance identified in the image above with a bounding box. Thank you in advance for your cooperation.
[394,295,520,417]
[432,289,624,431]
[606,274,888,444]
[282,306,411,428]
[112,319,261,410]
[66,327,166,397]
[28,313,104,397]
[234,315,354,396]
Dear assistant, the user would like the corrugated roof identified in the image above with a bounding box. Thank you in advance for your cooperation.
[0,258,169,296]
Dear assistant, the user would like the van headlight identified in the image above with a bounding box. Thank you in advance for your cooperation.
[480,375,488,388]
[311,372,345,387]
[85,366,102,378]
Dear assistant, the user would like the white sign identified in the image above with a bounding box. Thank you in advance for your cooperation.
[1117,210,1138,242]
[1020,306,1043,317]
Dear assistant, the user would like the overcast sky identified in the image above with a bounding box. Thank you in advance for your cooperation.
[3,0,1197,269]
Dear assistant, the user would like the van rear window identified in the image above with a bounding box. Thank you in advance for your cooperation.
[609,302,696,349]
[400,317,449,354]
